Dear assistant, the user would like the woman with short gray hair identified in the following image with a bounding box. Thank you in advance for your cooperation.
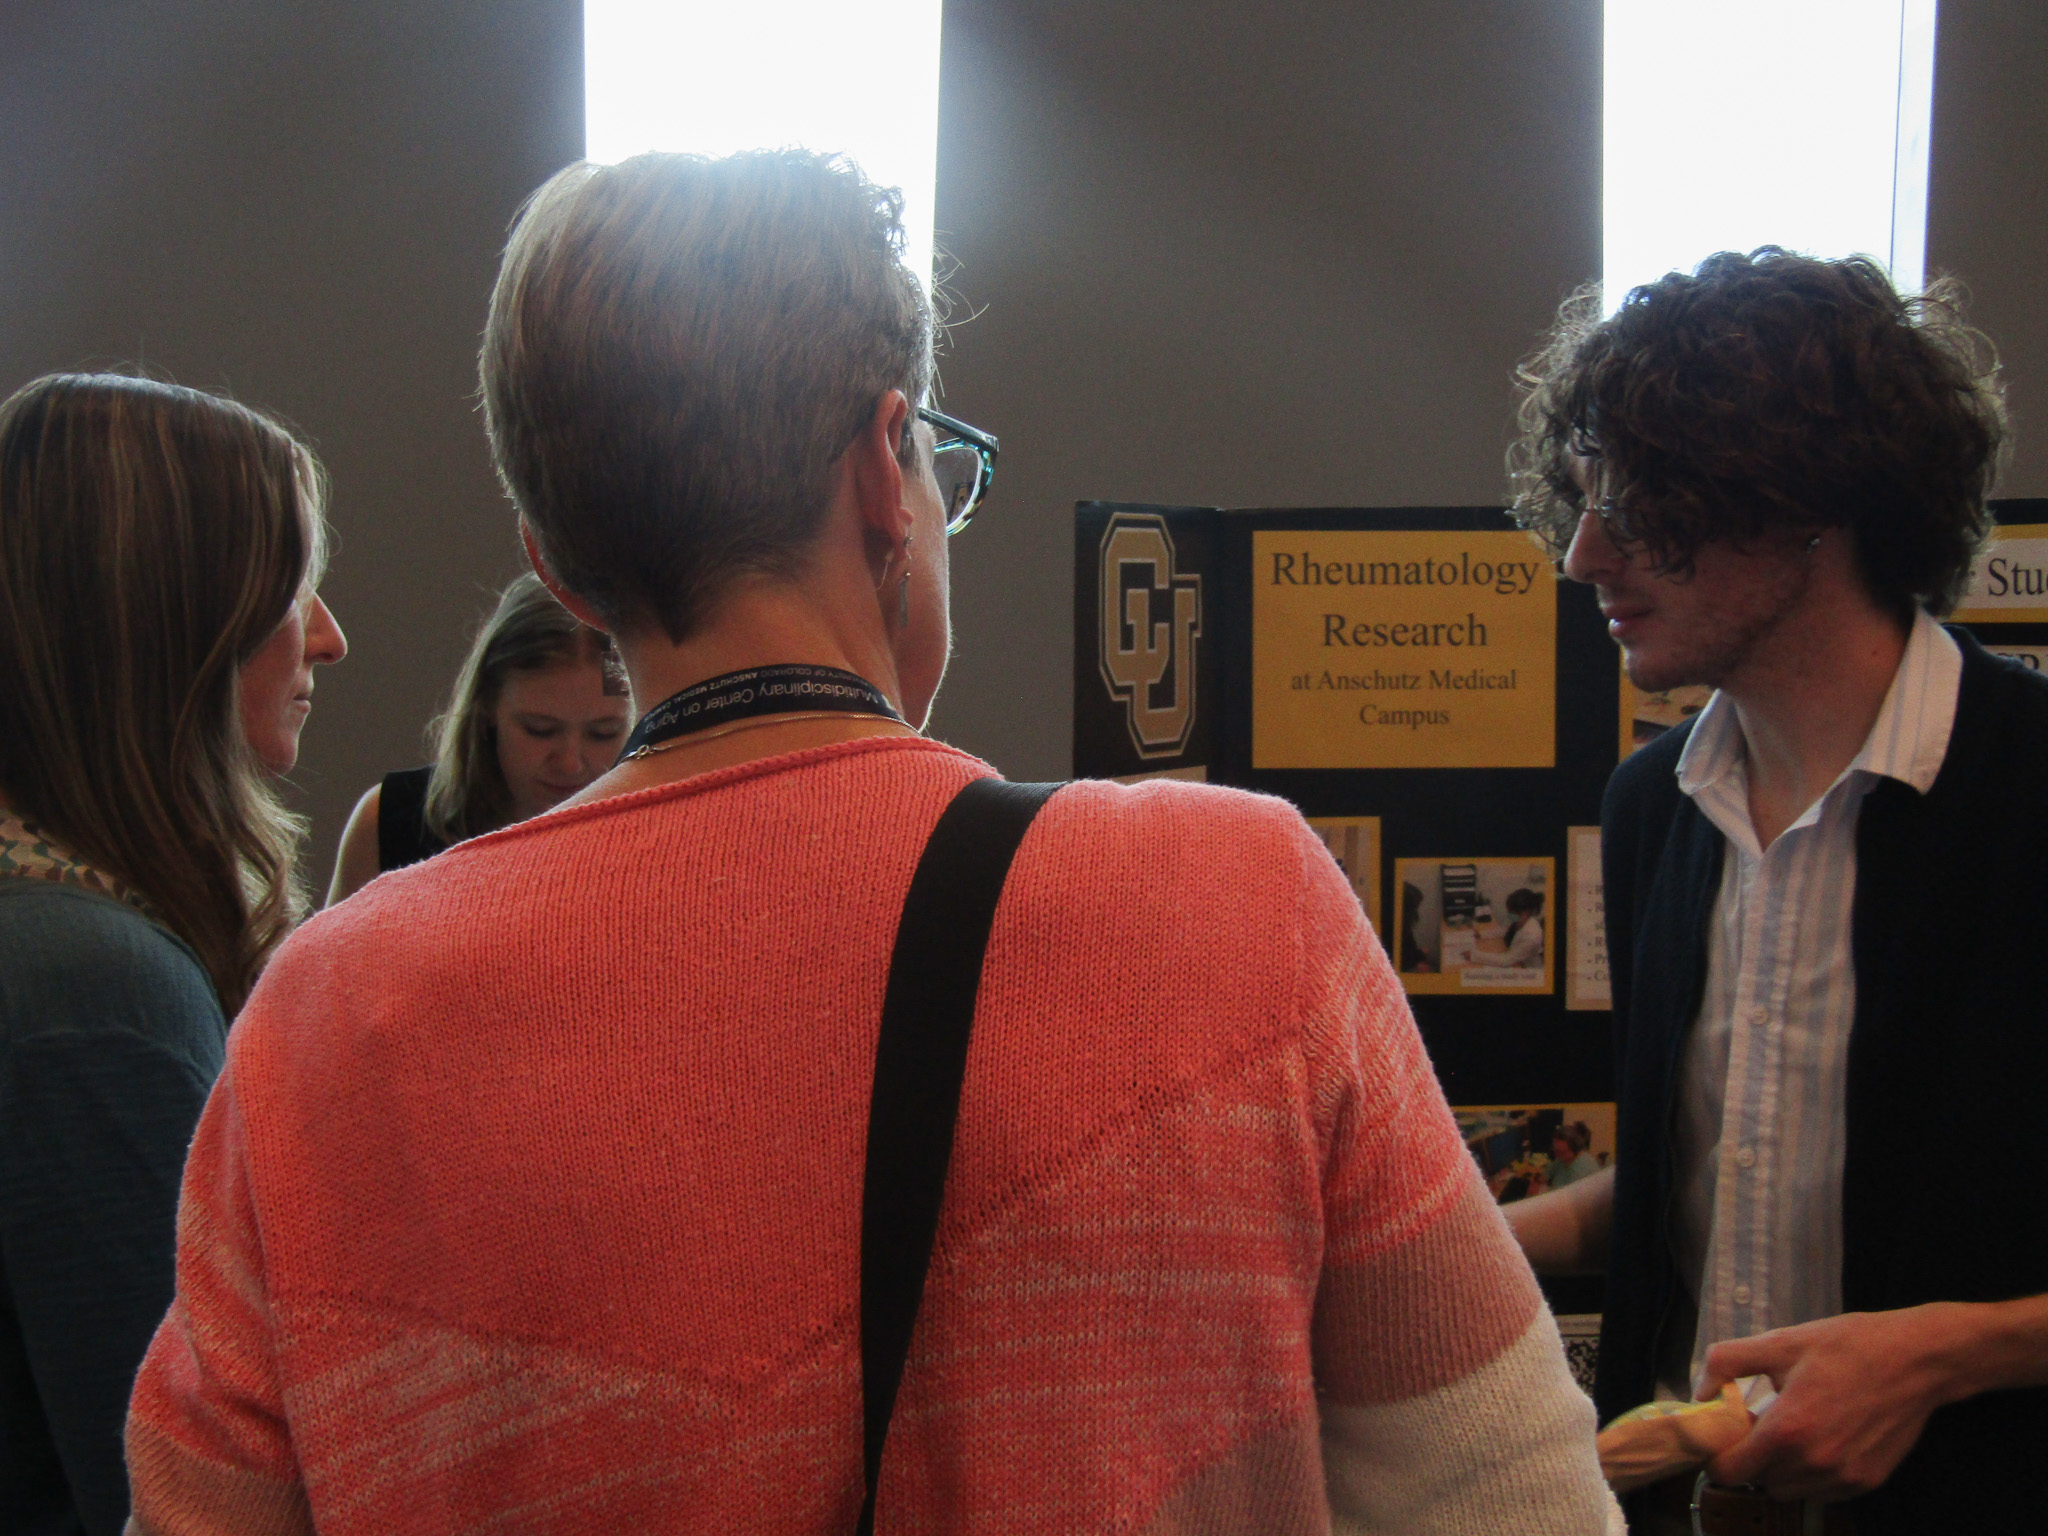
[127,151,1617,1535]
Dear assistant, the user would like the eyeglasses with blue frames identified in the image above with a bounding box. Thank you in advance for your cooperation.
[916,406,999,535]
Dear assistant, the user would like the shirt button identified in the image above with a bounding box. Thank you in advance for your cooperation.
[1735,1146,1757,1168]
[1749,1007,1769,1024]
[1732,1284,1753,1306]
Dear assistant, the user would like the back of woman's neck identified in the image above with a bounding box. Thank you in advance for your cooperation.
[617,580,905,722]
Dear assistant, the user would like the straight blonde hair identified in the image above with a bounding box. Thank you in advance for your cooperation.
[422,572,615,844]
[0,374,322,1012]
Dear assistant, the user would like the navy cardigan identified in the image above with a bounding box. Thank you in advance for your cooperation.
[1597,629,2048,1532]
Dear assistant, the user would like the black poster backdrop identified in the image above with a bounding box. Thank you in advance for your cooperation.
[1076,501,1613,1105]
[1074,497,2048,1320]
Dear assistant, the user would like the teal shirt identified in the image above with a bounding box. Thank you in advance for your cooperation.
[0,880,226,1536]
[1547,1150,1600,1189]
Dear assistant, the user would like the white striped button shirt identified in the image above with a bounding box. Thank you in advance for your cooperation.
[1661,606,1962,1396]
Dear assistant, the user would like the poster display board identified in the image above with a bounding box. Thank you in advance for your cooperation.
[1306,817,1383,935]
[1076,501,1613,1319]
[1618,676,1711,761]
[1073,496,2046,1324]
[1075,503,1616,1126]
[1454,1102,1616,1204]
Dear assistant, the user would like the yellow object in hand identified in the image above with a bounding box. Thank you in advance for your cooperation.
[1595,1382,1755,1493]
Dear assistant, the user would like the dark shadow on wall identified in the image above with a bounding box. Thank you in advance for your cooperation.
[1927,1,2048,501]
[926,0,1603,781]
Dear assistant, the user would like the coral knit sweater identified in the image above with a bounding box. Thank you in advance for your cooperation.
[127,737,1617,1535]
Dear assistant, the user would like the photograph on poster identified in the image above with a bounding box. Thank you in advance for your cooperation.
[1618,663,1713,760]
[1459,1100,1612,1395]
[1307,816,1381,934]
[1455,1102,1616,1206]
[1393,856,1555,994]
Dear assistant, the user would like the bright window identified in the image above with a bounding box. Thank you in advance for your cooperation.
[583,1,945,290]
[1604,0,1938,307]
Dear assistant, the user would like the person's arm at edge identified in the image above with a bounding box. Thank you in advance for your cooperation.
[1287,819,1620,1535]
[1699,1293,2048,1501]
[1505,1164,1614,1275]
[324,784,382,907]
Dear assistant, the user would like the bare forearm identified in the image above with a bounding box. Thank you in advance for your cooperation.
[1925,1294,2048,1403]
[1505,1165,1613,1274]
[1700,1293,2048,1499]
[326,786,383,906]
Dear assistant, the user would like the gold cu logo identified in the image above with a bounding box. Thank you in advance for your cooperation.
[1098,513,1202,758]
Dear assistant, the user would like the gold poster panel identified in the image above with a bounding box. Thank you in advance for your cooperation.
[1307,816,1382,935]
[1252,530,1556,769]
[1618,663,1712,760]
[1952,522,2048,624]
[1393,856,1556,996]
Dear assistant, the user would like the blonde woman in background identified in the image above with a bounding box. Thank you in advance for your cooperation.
[326,572,628,902]
[0,373,344,1535]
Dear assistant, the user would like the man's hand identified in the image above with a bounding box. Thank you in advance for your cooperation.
[1697,1305,1973,1501]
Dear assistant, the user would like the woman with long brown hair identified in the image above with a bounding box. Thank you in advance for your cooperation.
[0,373,345,1535]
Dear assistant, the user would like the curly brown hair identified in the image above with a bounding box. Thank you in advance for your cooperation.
[1508,249,2008,616]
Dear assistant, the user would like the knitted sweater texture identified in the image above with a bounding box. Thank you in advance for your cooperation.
[127,737,1615,1534]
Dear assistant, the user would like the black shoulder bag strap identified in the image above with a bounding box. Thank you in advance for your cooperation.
[857,777,1061,1536]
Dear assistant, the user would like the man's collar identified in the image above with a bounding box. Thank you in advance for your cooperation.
[1847,605,1961,794]
[1674,688,1742,798]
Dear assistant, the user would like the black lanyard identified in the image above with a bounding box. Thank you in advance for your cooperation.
[616,664,903,762]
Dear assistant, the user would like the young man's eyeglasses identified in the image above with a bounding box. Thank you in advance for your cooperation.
[1588,497,1646,548]
[917,406,999,536]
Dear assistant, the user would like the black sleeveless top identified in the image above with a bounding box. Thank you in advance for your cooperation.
[376,766,451,873]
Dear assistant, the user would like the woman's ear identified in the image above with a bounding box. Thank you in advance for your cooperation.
[849,390,914,549]
[520,520,611,633]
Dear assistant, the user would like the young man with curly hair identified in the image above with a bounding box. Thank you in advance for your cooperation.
[1505,248,2048,1535]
